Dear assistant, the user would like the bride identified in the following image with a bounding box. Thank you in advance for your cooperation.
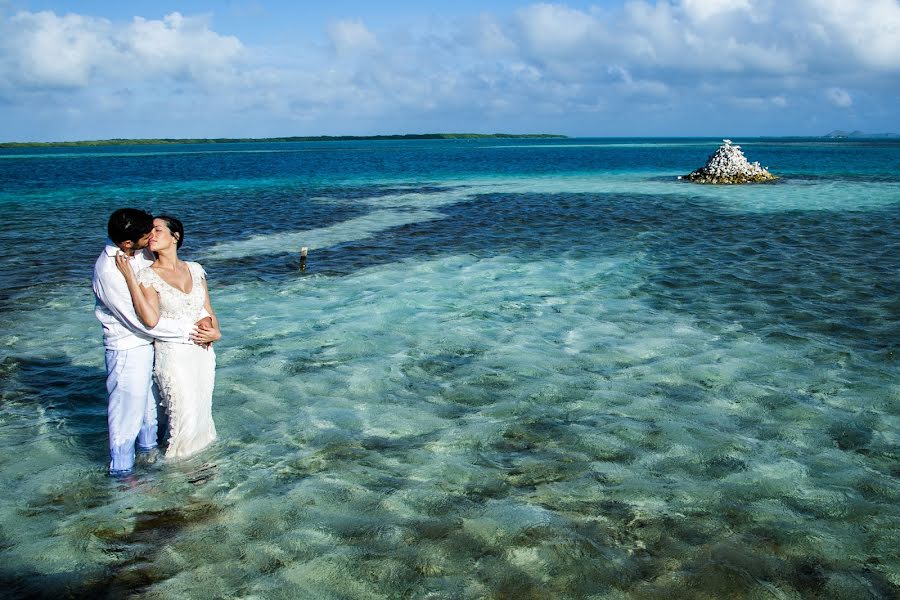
[116,215,221,459]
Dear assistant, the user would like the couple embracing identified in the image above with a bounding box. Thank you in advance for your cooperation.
[92,208,221,476]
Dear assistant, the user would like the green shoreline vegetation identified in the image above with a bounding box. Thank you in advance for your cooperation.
[0,133,566,148]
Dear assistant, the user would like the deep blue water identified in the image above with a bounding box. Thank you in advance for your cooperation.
[0,138,897,598]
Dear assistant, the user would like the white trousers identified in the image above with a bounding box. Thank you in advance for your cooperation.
[105,345,158,474]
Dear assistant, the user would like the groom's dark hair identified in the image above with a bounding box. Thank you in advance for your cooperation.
[108,208,153,244]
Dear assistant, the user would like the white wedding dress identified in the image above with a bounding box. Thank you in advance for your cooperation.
[137,262,217,458]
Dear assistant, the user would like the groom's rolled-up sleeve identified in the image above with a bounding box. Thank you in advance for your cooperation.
[93,264,198,343]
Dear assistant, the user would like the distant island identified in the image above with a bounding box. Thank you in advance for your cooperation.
[823,130,899,139]
[0,133,566,148]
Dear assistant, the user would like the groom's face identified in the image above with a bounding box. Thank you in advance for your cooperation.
[121,231,152,254]
[134,231,152,250]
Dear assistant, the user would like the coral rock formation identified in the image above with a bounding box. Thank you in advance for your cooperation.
[683,140,777,184]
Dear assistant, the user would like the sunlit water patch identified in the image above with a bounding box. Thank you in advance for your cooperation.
[2,249,897,598]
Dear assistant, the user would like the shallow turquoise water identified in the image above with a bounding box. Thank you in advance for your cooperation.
[0,138,897,598]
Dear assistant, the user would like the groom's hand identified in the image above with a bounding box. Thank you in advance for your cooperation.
[190,317,220,347]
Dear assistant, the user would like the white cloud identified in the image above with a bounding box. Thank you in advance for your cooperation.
[0,10,243,90]
[681,0,754,22]
[3,11,116,87]
[618,1,794,73]
[515,3,599,57]
[729,93,790,109]
[622,0,681,61]
[124,13,243,78]
[826,87,852,108]
[328,18,379,56]
[799,0,900,70]
[477,13,517,56]
[607,65,669,97]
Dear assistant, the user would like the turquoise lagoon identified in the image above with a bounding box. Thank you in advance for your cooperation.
[0,138,897,598]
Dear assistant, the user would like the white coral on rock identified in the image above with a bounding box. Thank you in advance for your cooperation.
[683,139,777,184]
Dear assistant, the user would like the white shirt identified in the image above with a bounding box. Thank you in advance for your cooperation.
[93,240,199,350]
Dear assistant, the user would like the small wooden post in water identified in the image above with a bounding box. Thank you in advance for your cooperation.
[300,247,308,270]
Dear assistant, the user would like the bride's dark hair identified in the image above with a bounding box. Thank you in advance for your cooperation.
[155,215,184,249]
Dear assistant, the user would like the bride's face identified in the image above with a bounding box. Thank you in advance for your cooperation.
[148,219,178,252]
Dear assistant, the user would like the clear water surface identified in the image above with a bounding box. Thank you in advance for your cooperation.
[0,138,897,598]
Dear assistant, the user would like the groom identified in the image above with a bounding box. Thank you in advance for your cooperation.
[92,208,212,475]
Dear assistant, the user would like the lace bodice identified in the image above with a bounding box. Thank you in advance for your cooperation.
[136,262,207,321]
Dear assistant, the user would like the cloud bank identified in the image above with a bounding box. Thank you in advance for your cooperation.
[2,11,242,89]
[2,1,898,139]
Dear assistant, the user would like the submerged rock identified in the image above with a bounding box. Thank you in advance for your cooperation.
[683,140,777,184]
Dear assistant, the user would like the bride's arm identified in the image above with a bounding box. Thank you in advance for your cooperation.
[115,254,161,327]
[191,278,221,345]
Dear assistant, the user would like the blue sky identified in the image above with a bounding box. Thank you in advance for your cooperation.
[2,1,898,141]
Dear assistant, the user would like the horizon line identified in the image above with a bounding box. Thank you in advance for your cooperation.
[3,131,898,148]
